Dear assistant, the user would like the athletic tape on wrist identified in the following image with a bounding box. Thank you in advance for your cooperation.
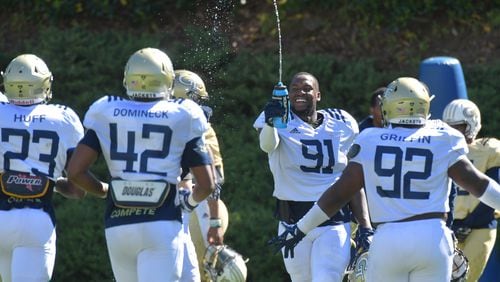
[210,218,223,228]
[479,180,500,210]
[297,203,330,234]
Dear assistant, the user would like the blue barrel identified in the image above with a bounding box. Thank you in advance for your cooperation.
[419,57,468,119]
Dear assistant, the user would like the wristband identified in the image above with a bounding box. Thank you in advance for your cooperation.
[297,203,330,234]
[210,218,223,228]
[479,180,500,210]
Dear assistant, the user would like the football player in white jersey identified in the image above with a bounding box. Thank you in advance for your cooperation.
[443,99,500,281]
[255,72,373,282]
[270,77,500,282]
[66,48,215,282]
[0,54,85,282]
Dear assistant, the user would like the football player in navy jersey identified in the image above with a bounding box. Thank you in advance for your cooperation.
[358,87,386,132]
[270,77,500,281]
[255,72,373,282]
[0,54,85,282]
[67,48,214,282]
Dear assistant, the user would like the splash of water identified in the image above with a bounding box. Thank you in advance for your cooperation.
[273,0,283,83]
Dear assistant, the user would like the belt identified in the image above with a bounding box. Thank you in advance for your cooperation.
[374,212,447,228]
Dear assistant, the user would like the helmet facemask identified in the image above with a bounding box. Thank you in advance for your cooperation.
[203,244,248,282]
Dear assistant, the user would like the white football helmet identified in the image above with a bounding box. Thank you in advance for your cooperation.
[2,54,53,105]
[345,250,369,282]
[173,69,209,103]
[203,244,248,282]
[381,77,431,126]
[123,47,175,100]
[442,99,481,141]
[451,248,469,282]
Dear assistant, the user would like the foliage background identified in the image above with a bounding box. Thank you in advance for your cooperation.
[1,1,500,281]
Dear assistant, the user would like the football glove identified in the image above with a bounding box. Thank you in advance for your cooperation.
[267,222,305,259]
[264,99,286,127]
[178,189,198,213]
[452,226,472,243]
[354,227,374,252]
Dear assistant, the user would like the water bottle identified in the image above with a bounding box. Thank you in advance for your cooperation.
[272,82,289,128]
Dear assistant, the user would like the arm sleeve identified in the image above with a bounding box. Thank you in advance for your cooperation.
[259,124,279,153]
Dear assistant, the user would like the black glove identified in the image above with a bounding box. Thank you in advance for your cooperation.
[267,222,305,259]
[354,227,374,252]
[264,99,286,127]
[452,225,472,243]
[178,189,198,213]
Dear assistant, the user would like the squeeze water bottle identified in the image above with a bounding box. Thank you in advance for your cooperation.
[272,82,290,128]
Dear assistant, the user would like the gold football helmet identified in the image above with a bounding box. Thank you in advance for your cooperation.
[2,54,53,105]
[123,47,174,99]
[442,99,481,141]
[345,250,369,282]
[172,69,208,102]
[381,77,431,126]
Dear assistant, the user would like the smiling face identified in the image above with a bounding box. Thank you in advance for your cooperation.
[289,72,321,122]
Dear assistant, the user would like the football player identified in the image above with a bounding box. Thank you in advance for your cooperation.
[172,70,229,282]
[66,48,215,282]
[358,87,386,131]
[443,99,500,281]
[255,72,373,281]
[269,77,500,281]
[0,54,85,281]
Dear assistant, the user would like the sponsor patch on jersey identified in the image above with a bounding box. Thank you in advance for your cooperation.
[347,144,361,159]
[110,179,170,208]
[1,171,51,198]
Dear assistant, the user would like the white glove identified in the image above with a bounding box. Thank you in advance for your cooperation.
[177,189,198,213]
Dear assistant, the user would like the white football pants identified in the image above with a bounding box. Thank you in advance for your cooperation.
[280,222,351,282]
[105,220,184,282]
[0,208,56,282]
[367,218,454,282]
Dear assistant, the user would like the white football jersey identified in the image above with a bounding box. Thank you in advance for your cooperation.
[351,120,468,223]
[254,108,359,201]
[83,96,208,184]
[0,92,8,103]
[0,103,84,179]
